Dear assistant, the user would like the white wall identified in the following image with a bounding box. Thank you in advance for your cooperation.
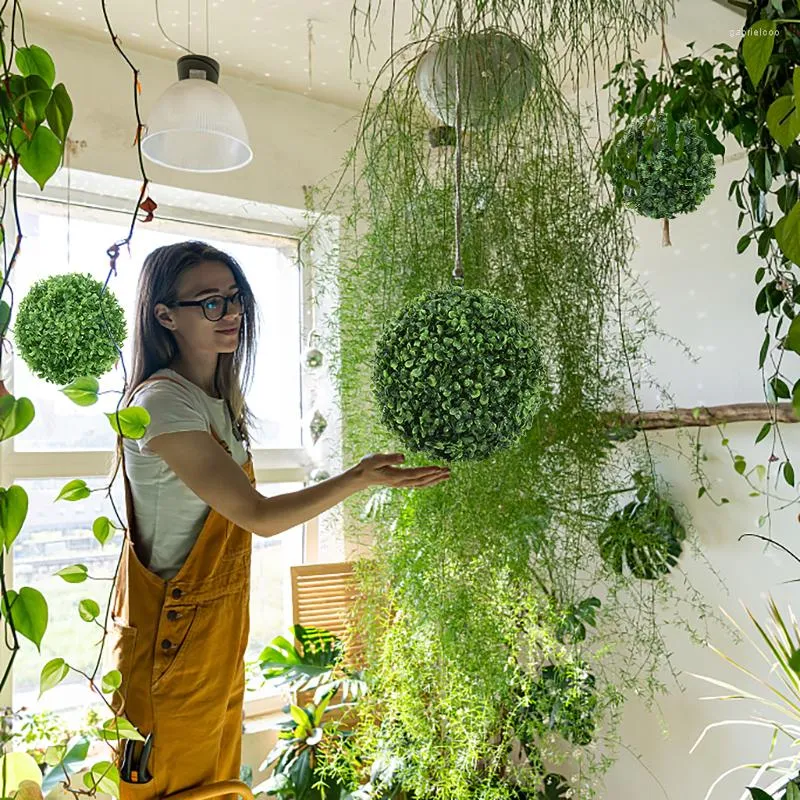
[601,157,800,800]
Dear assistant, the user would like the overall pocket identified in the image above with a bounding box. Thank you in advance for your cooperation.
[105,616,139,716]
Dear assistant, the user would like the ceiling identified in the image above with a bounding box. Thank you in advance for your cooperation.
[22,0,745,110]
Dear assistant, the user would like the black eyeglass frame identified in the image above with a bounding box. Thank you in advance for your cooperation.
[169,290,246,322]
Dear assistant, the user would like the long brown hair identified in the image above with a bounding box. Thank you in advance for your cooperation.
[114,240,259,468]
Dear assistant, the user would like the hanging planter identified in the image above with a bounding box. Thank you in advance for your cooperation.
[372,286,545,462]
[607,114,716,246]
[415,29,534,129]
[13,273,127,385]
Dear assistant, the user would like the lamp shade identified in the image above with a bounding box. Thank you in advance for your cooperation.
[142,55,253,173]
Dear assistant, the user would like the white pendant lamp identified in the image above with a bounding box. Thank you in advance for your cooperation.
[142,54,253,173]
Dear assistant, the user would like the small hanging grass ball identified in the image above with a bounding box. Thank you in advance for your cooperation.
[372,286,545,462]
[14,272,127,385]
[609,115,715,245]
[415,29,534,129]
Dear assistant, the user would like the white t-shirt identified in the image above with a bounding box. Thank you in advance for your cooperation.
[122,368,249,580]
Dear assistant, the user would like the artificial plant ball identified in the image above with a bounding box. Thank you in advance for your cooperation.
[611,115,715,232]
[372,286,544,462]
[14,272,127,385]
[415,30,534,129]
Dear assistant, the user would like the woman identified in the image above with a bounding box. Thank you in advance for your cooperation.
[108,240,450,800]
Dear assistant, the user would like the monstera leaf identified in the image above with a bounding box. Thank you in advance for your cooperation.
[598,489,685,580]
[537,774,571,800]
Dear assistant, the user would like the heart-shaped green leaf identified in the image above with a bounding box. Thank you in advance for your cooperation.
[105,407,150,440]
[92,516,115,546]
[101,670,122,694]
[743,20,777,87]
[15,45,56,87]
[98,716,144,742]
[78,598,100,622]
[0,395,35,441]
[40,657,70,696]
[55,479,91,502]
[0,485,28,551]
[776,201,800,267]
[83,762,120,799]
[12,124,62,190]
[60,376,100,407]
[1,586,48,650]
[45,82,72,144]
[766,95,800,149]
[55,563,88,584]
[0,301,10,337]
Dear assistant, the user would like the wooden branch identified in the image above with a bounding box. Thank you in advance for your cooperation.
[620,403,797,431]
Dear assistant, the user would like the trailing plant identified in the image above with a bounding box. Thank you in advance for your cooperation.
[295,0,740,797]
[600,1,800,520]
[0,2,159,798]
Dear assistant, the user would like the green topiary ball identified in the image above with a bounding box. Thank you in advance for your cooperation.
[372,286,545,462]
[611,115,716,219]
[14,272,127,385]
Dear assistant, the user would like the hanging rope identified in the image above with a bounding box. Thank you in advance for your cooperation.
[452,1,464,284]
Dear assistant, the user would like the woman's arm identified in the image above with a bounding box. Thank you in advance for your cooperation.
[145,430,450,538]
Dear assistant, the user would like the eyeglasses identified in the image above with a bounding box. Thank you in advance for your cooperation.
[170,290,246,322]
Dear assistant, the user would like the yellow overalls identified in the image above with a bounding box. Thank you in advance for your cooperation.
[108,375,255,800]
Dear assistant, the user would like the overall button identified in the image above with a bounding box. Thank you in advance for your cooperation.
[161,639,172,650]
[171,588,182,599]
[166,610,180,621]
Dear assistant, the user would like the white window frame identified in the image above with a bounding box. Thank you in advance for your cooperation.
[0,170,342,718]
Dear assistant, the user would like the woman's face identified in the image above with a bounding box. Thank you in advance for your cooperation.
[155,260,243,356]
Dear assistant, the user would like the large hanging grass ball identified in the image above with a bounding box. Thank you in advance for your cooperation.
[610,115,716,220]
[415,30,534,129]
[372,286,545,462]
[14,272,127,385]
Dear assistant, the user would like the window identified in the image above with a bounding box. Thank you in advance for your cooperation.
[9,193,313,718]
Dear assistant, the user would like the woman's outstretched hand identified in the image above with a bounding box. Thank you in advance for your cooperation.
[350,452,450,490]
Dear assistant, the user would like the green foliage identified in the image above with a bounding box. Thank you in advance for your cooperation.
[598,476,686,579]
[306,10,711,790]
[1,586,48,650]
[0,484,28,551]
[259,624,367,703]
[13,273,126,385]
[60,376,100,406]
[606,114,716,220]
[0,394,35,441]
[522,663,598,747]
[105,406,150,440]
[694,596,800,797]
[372,286,544,461]
[261,695,350,800]
[601,7,800,495]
